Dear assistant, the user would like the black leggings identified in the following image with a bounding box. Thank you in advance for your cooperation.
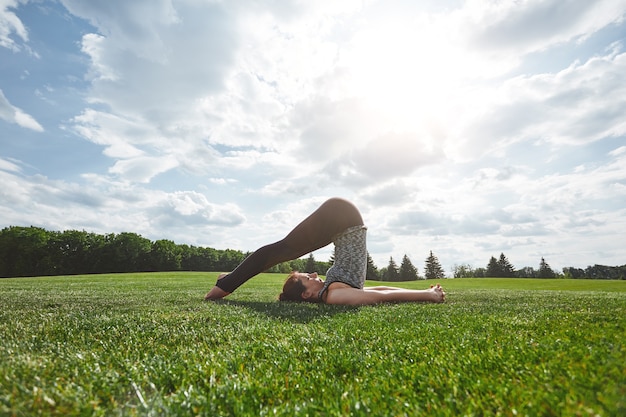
[215,198,364,293]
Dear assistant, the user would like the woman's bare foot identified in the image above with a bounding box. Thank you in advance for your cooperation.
[204,273,230,301]
[428,283,446,303]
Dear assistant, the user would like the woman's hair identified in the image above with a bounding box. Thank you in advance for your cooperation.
[278,272,306,302]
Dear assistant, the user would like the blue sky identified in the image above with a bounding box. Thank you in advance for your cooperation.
[1,0,625,274]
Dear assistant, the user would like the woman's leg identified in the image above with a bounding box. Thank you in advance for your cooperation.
[208,198,364,297]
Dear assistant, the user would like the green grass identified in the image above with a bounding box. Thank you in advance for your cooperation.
[1,273,625,416]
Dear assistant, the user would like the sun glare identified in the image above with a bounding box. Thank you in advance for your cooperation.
[343,21,463,131]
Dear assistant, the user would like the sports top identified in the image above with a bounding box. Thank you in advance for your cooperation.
[318,225,367,299]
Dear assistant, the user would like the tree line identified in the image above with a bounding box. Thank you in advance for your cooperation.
[453,252,625,280]
[1,226,623,280]
[365,250,446,281]
[0,226,250,278]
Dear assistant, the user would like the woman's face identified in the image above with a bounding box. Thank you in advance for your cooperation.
[296,272,324,294]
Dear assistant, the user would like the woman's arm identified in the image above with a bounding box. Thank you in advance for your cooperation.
[365,286,406,291]
[324,284,445,305]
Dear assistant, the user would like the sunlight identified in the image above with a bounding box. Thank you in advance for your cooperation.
[342,20,464,131]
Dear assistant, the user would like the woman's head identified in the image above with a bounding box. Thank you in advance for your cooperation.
[279,271,324,303]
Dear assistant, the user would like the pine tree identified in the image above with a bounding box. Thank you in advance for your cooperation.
[424,250,445,279]
[486,256,500,277]
[399,254,418,281]
[305,253,316,273]
[538,257,555,278]
[498,253,515,277]
[384,256,399,282]
[366,252,379,280]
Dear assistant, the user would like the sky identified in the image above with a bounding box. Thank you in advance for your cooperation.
[1,0,626,275]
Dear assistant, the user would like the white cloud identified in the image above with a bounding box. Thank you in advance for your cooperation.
[61,0,180,62]
[316,131,444,189]
[160,191,245,226]
[449,49,626,161]
[109,155,179,183]
[12,107,43,131]
[609,146,626,157]
[0,169,246,247]
[0,0,28,51]
[69,109,153,158]
[360,179,419,207]
[66,0,238,118]
[459,0,626,55]
[0,89,44,131]
[0,157,21,172]
[289,98,381,159]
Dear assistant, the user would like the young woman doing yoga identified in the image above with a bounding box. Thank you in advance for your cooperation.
[204,198,445,305]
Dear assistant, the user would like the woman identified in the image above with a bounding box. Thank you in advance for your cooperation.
[204,197,445,305]
[280,272,445,305]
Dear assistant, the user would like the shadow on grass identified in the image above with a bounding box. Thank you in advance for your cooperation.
[212,299,361,323]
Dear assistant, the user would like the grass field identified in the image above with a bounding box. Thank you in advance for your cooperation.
[1,273,625,416]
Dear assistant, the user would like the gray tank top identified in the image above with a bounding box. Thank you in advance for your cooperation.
[318,225,367,299]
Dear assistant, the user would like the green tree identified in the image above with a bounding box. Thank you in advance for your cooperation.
[538,257,555,278]
[365,252,379,280]
[0,226,53,277]
[101,232,152,273]
[473,267,486,278]
[180,245,198,270]
[50,230,105,275]
[487,253,516,277]
[424,250,445,280]
[486,256,500,277]
[563,266,585,279]
[399,254,418,281]
[216,249,246,272]
[305,253,316,272]
[316,259,332,275]
[516,266,536,278]
[453,263,474,278]
[267,261,293,274]
[149,239,182,271]
[193,246,220,271]
[498,253,515,277]
[383,256,399,282]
